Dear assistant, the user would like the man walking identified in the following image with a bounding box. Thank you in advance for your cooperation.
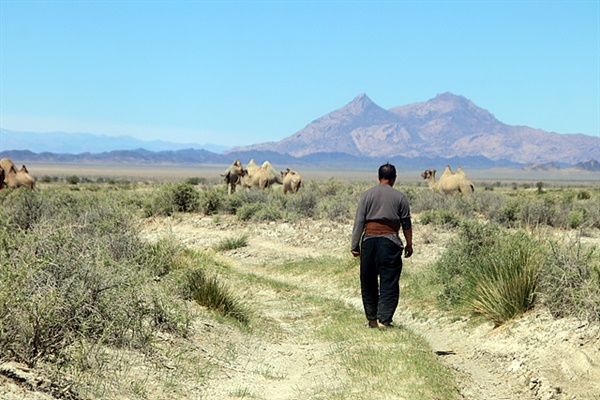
[351,163,413,328]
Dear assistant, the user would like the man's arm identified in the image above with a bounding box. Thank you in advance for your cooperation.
[403,229,413,258]
[351,194,367,256]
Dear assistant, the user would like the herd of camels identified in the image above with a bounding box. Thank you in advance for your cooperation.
[223,159,475,195]
[222,159,303,195]
[0,157,36,190]
[0,156,475,196]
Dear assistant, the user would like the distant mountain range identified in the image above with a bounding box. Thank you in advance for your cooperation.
[229,92,599,165]
[1,93,598,170]
[0,129,229,154]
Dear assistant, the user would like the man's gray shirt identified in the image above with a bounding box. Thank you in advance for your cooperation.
[351,183,412,253]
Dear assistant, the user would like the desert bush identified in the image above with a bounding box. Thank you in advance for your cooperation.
[0,188,45,231]
[419,209,461,227]
[172,182,200,213]
[66,175,80,185]
[320,177,345,196]
[435,221,543,325]
[577,190,591,200]
[253,203,283,221]
[0,189,190,367]
[519,197,557,227]
[409,189,454,214]
[198,185,223,215]
[141,182,202,216]
[185,177,206,185]
[143,184,176,217]
[540,235,600,322]
[285,190,318,218]
[320,196,356,222]
[236,203,263,221]
[567,209,585,229]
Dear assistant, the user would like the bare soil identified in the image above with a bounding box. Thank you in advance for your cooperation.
[2,213,599,399]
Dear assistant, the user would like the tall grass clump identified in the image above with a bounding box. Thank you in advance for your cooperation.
[213,234,249,251]
[435,221,543,326]
[179,268,250,325]
[0,189,190,368]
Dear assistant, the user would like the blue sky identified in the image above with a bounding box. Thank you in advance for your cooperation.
[1,0,599,148]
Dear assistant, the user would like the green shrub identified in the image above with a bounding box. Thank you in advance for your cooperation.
[577,190,591,200]
[199,186,223,215]
[66,175,80,185]
[434,221,543,325]
[143,186,176,217]
[236,203,263,221]
[253,203,283,221]
[172,182,200,212]
[519,197,556,227]
[286,190,318,218]
[567,210,585,229]
[320,196,355,222]
[0,188,45,231]
[185,177,206,185]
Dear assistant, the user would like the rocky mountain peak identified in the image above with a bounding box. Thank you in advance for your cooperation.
[341,92,381,115]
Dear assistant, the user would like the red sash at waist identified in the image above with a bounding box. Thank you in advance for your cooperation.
[365,220,399,235]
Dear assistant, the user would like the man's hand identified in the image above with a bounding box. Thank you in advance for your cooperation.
[404,244,413,258]
[351,251,360,257]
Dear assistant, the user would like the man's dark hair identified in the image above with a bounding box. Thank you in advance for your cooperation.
[378,163,397,180]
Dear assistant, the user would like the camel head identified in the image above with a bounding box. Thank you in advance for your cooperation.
[421,169,436,180]
[280,167,292,179]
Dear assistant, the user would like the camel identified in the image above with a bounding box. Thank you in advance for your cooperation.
[421,165,474,195]
[5,164,36,190]
[240,160,283,190]
[222,159,245,194]
[281,168,303,194]
[245,159,260,178]
[0,157,16,186]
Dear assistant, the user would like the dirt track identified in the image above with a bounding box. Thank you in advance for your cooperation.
[145,214,600,400]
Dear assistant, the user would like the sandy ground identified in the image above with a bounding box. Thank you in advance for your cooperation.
[2,213,599,399]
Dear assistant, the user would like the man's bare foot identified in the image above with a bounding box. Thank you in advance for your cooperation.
[364,320,379,328]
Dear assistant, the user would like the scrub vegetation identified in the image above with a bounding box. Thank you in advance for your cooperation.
[1,175,598,398]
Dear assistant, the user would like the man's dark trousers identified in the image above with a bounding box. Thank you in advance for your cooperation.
[360,237,403,324]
